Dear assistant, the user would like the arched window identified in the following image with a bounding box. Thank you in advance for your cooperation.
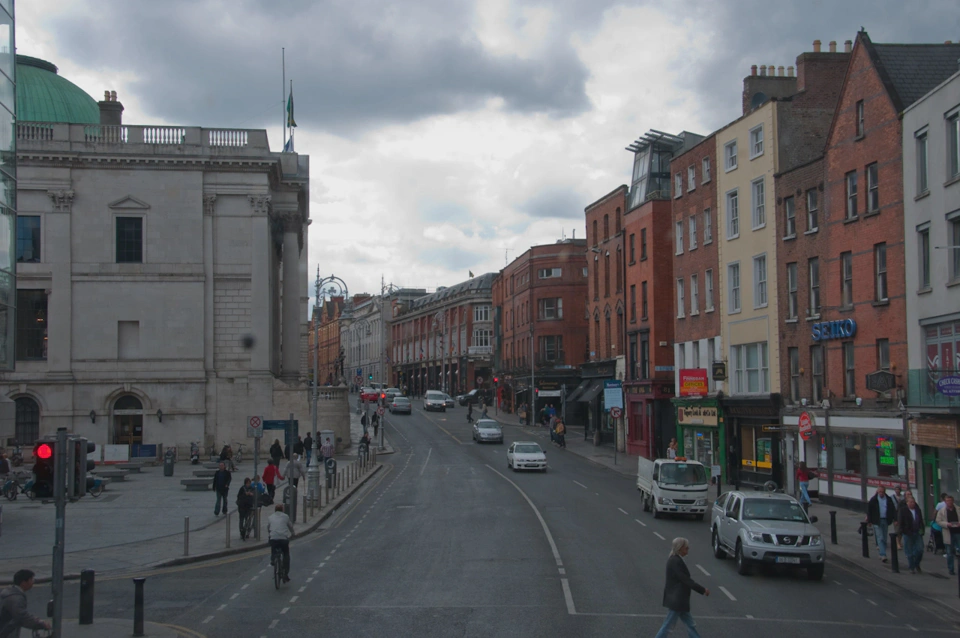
[616,247,623,292]
[592,220,598,246]
[594,317,600,360]
[113,395,144,446]
[114,395,143,411]
[15,397,40,445]
[603,215,609,241]
[593,257,599,300]
[615,208,622,235]
[604,253,611,298]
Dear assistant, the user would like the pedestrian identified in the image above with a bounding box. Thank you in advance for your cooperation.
[0,569,51,637]
[269,438,283,465]
[219,444,234,471]
[865,486,897,563]
[236,478,255,540]
[262,459,284,501]
[293,436,305,458]
[555,419,566,449]
[373,412,380,438]
[795,461,813,507]
[284,453,305,489]
[936,495,960,575]
[898,494,926,574]
[932,492,949,554]
[252,474,271,506]
[0,451,10,480]
[283,441,291,461]
[321,437,335,463]
[891,485,904,509]
[655,537,709,638]
[303,433,313,465]
[212,461,232,516]
[666,438,678,460]
[538,406,547,427]
[361,412,368,431]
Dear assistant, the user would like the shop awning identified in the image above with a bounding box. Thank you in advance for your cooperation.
[577,381,604,403]
[565,379,591,403]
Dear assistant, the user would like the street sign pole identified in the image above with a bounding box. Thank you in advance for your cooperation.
[377,406,385,450]
[52,427,68,637]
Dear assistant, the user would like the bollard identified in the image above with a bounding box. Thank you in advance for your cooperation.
[183,517,189,556]
[132,577,146,637]
[302,495,307,523]
[859,521,870,558]
[889,532,900,573]
[225,510,231,548]
[829,511,838,545]
[325,484,329,506]
[255,506,261,541]
[79,569,95,625]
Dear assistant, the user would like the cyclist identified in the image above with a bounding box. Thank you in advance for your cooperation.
[0,569,51,636]
[267,504,294,582]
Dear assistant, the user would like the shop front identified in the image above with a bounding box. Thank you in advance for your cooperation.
[674,398,726,485]
[909,417,960,519]
[625,380,675,459]
[723,396,783,490]
[578,360,617,445]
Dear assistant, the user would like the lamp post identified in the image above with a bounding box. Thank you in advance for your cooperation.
[433,310,448,394]
[378,279,400,450]
[310,269,348,505]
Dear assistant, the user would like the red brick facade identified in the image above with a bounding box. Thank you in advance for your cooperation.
[585,186,628,362]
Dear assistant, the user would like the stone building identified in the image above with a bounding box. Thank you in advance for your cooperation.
[1,56,327,457]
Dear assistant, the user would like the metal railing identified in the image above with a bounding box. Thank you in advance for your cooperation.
[906,369,960,408]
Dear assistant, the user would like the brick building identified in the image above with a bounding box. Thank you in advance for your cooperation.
[308,296,344,386]
[491,239,588,418]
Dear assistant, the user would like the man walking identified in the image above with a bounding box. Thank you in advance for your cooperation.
[555,419,566,449]
[293,436,305,458]
[937,494,960,575]
[655,537,709,638]
[285,453,305,489]
[0,569,51,637]
[236,478,255,541]
[866,486,897,563]
[898,495,926,574]
[303,433,313,465]
[212,462,232,516]
[321,437,335,464]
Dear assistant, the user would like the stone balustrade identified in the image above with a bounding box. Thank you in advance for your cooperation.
[16,121,271,154]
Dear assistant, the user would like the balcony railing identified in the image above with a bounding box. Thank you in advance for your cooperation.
[15,122,271,153]
[907,369,960,409]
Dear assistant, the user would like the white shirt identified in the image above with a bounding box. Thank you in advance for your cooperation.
[268,512,294,541]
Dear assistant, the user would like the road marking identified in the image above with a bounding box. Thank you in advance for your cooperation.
[885,611,896,618]
[202,616,214,624]
[306,577,313,583]
[905,625,918,632]
[866,599,877,606]
[250,576,258,581]
[847,588,858,595]
[635,518,647,527]
[230,593,239,600]
[832,580,842,585]
[745,615,754,619]
[718,586,736,601]
[290,596,299,603]
[558,568,566,575]
[269,620,279,629]
[696,564,710,577]
[319,562,326,568]
[299,586,306,593]
[561,578,577,615]
[312,570,319,576]
[324,555,332,560]
[420,447,433,476]
[259,569,266,574]
[280,607,290,615]
[217,604,227,611]
[242,584,249,590]
[653,532,666,540]
[573,480,588,489]
[486,465,565,568]
[618,507,629,515]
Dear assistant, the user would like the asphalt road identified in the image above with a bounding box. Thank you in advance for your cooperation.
[26,404,960,637]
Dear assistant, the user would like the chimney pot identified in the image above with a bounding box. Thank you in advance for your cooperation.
[751,64,758,76]
[844,40,852,52]
[788,65,795,77]
[813,40,822,53]
[110,90,117,102]
[104,91,110,100]
[829,41,837,53]
[778,65,785,77]
[759,65,767,76]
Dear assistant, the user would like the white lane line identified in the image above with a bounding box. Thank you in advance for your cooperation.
[298,586,306,593]
[312,570,319,576]
[306,577,314,583]
[696,564,710,577]
[280,607,290,615]
[202,616,214,624]
[635,518,647,527]
[269,620,279,629]
[558,568,566,575]
[653,532,666,540]
[718,586,736,601]
[319,562,326,568]
[618,507,629,515]
[259,569,266,574]
[885,611,897,618]
[230,593,239,600]
[290,596,299,603]
[420,447,433,476]
[866,599,877,606]
[486,464,565,570]
[905,625,918,632]
[250,576,258,581]
[242,584,249,590]
[847,588,858,595]
[746,615,754,619]
[832,580,842,585]
[573,480,588,489]
[561,578,577,615]
[217,604,227,611]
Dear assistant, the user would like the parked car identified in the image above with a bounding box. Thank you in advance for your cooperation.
[507,441,547,472]
[360,387,378,402]
[710,491,825,580]
[472,419,503,444]
[423,391,447,412]
[441,393,456,409]
[389,396,412,414]
[458,389,485,406]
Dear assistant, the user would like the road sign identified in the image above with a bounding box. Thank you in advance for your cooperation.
[610,407,622,419]
[377,407,385,416]
[603,380,623,410]
[798,411,815,441]
[476,376,484,385]
[247,415,263,439]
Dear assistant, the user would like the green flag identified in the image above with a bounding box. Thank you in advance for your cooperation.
[286,88,297,128]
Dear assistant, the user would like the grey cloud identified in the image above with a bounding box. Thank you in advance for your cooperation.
[520,186,585,219]
[418,244,486,272]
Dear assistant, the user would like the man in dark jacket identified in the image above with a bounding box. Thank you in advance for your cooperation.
[293,436,305,457]
[865,486,897,562]
[655,537,709,638]
[212,462,232,516]
[0,569,50,637]
[236,478,255,540]
[898,495,926,574]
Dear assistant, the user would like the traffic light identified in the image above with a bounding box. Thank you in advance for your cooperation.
[32,440,55,498]
[67,437,96,499]
[493,377,499,384]
[369,374,373,380]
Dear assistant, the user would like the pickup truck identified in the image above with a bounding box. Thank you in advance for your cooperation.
[637,457,710,520]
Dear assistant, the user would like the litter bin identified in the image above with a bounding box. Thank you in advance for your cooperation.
[163,449,176,477]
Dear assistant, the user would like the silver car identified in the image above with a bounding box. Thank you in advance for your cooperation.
[472,419,503,444]
[710,491,825,580]
[423,391,447,412]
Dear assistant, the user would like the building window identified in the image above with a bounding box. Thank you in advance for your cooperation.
[538,268,561,279]
[605,316,612,358]
[690,274,699,315]
[877,338,890,396]
[604,253,610,297]
[919,226,931,290]
[749,124,764,158]
[15,397,40,446]
[615,208,621,234]
[751,177,765,229]
[806,189,819,232]
[840,251,853,308]
[687,165,696,191]
[674,173,683,198]
[16,290,47,361]
[582,267,588,277]
[811,345,825,403]
[603,214,609,241]
[592,220,598,246]
[732,342,769,394]
[753,254,767,308]
[786,262,798,320]
[675,221,683,255]
[845,171,858,220]
[843,341,855,397]
[949,112,960,179]
[789,347,800,404]
[783,196,796,238]
[629,233,636,263]
[593,256,599,299]
[951,214,960,282]
[474,305,491,322]
[594,318,600,359]
[724,140,738,171]
[726,189,739,238]
[916,130,929,194]
[630,285,636,322]
[855,100,865,137]
[702,156,711,182]
[116,216,143,263]
[692,342,701,369]
[472,328,492,348]
[728,262,741,313]
[703,208,712,244]
[874,243,887,302]
[539,335,563,362]
[538,297,563,320]
[676,278,685,318]
[808,257,821,316]
[16,216,41,263]
[640,228,647,260]
[866,162,879,213]
[705,269,714,311]
[640,337,650,379]
[689,216,697,250]
[641,281,648,320]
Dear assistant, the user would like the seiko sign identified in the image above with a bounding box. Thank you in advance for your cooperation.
[811,319,857,342]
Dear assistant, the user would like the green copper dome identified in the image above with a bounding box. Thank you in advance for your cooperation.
[15,55,99,124]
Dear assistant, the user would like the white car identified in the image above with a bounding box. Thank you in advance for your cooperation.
[507,441,547,473]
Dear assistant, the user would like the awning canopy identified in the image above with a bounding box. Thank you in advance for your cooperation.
[577,381,604,403]
[565,379,591,403]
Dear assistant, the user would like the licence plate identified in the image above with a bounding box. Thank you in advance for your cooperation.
[776,557,801,564]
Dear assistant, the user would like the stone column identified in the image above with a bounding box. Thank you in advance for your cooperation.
[248,194,272,374]
[278,211,302,380]
[203,195,216,372]
[47,190,74,376]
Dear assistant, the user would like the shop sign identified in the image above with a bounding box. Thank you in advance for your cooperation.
[830,472,905,488]
[677,405,718,426]
[865,370,897,393]
[679,369,708,397]
[655,365,675,372]
[603,380,623,410]
[876,437,897,466]
[761,425,783,432]
[811,318,857,341]
[936,376,960,396]
[798,411,815,441]
[741,459,773,469]
[908,418,959,448]
[711,362,727,381]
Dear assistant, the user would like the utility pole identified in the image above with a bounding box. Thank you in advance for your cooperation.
[52,427,68,637]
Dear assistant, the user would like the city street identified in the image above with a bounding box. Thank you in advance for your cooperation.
[24,403,960,637]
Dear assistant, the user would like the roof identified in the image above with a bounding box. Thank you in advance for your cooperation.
[408,272,495,311]
[16,55,100,124]
[865,38,960,112]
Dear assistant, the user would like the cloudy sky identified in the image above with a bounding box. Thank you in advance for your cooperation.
[17,1,958,302]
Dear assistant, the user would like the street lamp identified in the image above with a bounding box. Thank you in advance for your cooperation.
[433,310,448,394]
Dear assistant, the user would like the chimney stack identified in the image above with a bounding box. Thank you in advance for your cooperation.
[844,40,852,53]
[751,65,757,76]
[829,41,837,53]
[98,89,124,126]
[760,65,767,76]
[813,40,821,53]
[788,66,795,77]
[778,65,785,77]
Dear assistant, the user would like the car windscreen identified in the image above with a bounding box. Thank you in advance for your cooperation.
[477,421,500,430]
[393,397,410,404]
[658,463,707,485]
[515,445,542,454]
[425,392,444,400]
[742,499,808,522]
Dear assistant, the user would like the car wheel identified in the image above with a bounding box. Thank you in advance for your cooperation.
[735,541,751,575]
[807,564,824,581]
[712,527,727,559]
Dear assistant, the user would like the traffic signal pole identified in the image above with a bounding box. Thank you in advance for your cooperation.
[52,428,68,637]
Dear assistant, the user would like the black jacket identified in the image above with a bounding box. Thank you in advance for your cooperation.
[662,554,706,613]
[898,504,925,536]
[269,442,283,462]
[212,468,232,493]
[236,485,255,510]
[293,439,305,456]
[303,435,313,451]
[866,493,897,525]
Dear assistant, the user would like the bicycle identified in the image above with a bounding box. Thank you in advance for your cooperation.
[239,508,255,540]
[2,475,20,501]
[233,442,246,465]
[271,543,289,589]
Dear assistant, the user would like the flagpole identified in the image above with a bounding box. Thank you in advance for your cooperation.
[289,80,294,149]
[282,48,287,148]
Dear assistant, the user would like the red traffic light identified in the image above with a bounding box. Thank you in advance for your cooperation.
[493,377,499,383]
[36,443,53,459]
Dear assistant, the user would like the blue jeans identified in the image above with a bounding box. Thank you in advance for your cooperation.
[903,532,924,569]
[798,481,811,505]
[214,491,227,515]
[946,533,960,573]
[873,522,889,557]
[655,610,701,638]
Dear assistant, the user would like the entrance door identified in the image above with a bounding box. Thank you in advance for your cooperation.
[112,395,144,446]
[922,450,939,520]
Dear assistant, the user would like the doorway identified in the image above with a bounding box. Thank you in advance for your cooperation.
[112,395,144,446]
